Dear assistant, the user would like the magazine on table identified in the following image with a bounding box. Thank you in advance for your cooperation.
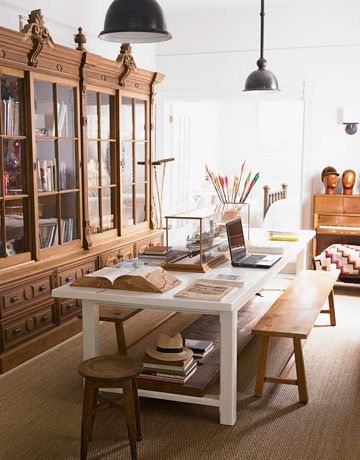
[175,280,234,301]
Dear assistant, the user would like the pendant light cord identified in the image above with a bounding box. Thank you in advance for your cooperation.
[260,0,265,60]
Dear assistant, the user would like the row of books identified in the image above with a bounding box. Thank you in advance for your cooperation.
[138,339,214,385]
[39,217,74,248]
[2,98,20,135]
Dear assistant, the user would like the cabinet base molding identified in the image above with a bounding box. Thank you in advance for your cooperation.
[0,318,82,374]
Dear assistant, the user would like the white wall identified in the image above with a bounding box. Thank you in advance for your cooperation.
[157,0,360,219]
[0,0,156,69]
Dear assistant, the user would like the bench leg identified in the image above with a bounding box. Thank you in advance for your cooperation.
[255,336,270,398]
[328,290,336,326]
[293,338,308,404]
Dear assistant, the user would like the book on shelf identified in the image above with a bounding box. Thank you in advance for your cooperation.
[203,273,244,288]
[2,97,20,135]
[138,366,197,385]
[175,280,234,301]
[142,354,194,372]
[71,265,181,293]
[37,160,57,192]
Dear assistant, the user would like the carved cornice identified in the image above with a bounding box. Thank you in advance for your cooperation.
[22,9,55,67]
[117,43,138,87]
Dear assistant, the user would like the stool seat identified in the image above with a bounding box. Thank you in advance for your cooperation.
[79,354,143,381]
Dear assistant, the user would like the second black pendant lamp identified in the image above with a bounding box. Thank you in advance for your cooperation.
[244,0,279,92]
[99,0,172,43]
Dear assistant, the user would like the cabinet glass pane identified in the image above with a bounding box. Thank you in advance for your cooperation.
[34,81,55,137]
[5,199,28,255]
[57,85,76,138]
[121,142,133,183]
[0,206,3,257]
[38,195,58,248]
[121,97,133,141]
[61,192,79,243]
[102,187,116,231]
[87,91,98,139]
[135,184,146,224]
[59,140,77,190]
[1,76,24,136]
[135,99,146,140]
[89,188,100,234]
[135,143,146,183]
[3,139,26,195]
[122,184,134,227]
[36,140,57,192]
[100,94,115,139]
[102,141,116,186]
[88,141,99,187]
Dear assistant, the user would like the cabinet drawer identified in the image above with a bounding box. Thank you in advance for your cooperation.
[1,274,53,319]
[99,245,134,268]
[1,302,56,350]
[59,298,81,322]
[58,260,97,286]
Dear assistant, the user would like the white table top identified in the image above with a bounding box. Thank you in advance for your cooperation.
[52,229,315,315]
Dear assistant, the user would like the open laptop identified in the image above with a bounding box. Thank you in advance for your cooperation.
[226,218,281,268]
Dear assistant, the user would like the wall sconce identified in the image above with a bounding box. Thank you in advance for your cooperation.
[342,106,360,135]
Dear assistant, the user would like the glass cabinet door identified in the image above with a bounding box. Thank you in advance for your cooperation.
[121,96,149,229]
[34,80,80,250]
[86,90,117,235]
[0,73,30,261]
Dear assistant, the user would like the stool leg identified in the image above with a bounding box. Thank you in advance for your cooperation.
[123,381,139,460]
[89,387,99,441]
[81,380,96,460]
[255,336,270,397]
[293,338,308,404]
[328,290,336,326]
[132,379,143,441]
[115,321,128,355]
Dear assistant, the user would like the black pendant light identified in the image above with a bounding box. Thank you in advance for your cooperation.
[99,0,172,43]
[244,0,279,92]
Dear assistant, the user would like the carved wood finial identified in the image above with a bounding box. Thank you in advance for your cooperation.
[117,43,138,87]
[74,27,86,51]
[22,9,55,67]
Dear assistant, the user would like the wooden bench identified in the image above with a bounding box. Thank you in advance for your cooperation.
[252,270,339,403]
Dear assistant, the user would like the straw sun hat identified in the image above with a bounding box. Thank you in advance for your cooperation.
[146,333,193,361]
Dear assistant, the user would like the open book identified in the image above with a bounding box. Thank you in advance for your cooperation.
[71,266,181,293]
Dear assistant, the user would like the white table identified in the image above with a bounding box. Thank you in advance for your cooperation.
[52,229,315,426]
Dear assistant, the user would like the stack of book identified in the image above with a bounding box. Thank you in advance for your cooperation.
[138,354,197,385]
[184,338,214,359]
[138,246,188,264]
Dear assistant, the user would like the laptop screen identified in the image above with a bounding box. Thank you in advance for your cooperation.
[226,219,246,261]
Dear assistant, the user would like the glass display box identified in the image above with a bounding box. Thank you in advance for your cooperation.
[164,203,250,273]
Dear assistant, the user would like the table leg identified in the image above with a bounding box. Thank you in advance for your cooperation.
[82,301,100,360]
[219,309,237,426]
[296,248,306,274]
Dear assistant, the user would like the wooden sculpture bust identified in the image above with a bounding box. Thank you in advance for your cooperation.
[342,169,356,195]
[321,166,339,195]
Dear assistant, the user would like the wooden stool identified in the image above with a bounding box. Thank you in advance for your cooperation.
[78,354,143,460]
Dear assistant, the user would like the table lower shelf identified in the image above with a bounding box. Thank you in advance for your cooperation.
[136,297,270,397]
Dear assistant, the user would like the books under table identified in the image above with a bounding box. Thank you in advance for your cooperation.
[139,354,197,384]
[71,265,181,293]
[183,338,214,359]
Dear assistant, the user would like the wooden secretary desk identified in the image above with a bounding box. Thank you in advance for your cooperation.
[0,11,164,372]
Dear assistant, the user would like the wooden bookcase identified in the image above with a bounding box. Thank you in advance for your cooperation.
[0,11,164,373]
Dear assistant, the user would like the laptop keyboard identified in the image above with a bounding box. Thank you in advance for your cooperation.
[240,254,265,265]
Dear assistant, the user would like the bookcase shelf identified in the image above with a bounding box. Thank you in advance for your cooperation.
[0,9,165,373]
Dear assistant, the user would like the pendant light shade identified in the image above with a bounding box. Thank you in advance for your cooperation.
[244,0,279,92]
[99,0,172,44]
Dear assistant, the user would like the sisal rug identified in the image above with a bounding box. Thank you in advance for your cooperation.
[0,288,359,460]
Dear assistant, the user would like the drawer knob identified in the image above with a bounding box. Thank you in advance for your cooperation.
[39,285,46,292]
[67,303,74,310]
[85,269,94,274]
[12,327,22,335]
[65,276,73,283]
[40,315,49,322]
[11,296,19,303]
